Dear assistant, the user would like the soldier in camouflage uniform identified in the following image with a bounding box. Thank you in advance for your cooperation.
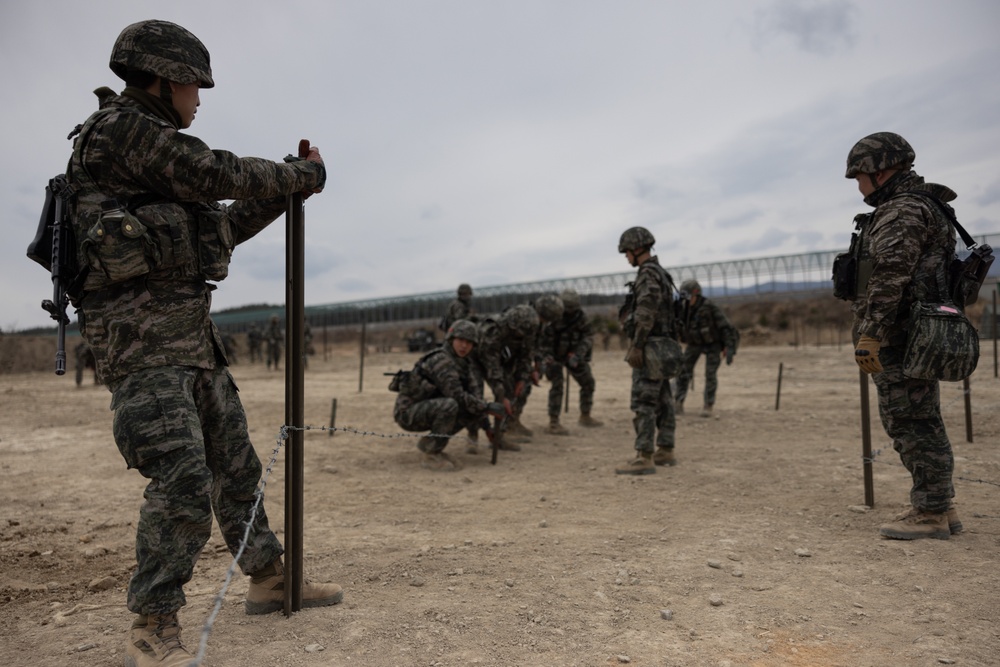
[441,283,475,331]
[393,320,505,470]
[475,304,540,450]
[265,314,284,370]
[845,132,962,541]
[537,290,603,434]
[74,340,99,387]
[616,227,679,474]
[66,21,342,665]
[673,279,738,417]
[247,324,263,363]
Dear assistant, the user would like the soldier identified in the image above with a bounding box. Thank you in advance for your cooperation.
[537,290,603,434]
[673,279,739,417]
[247,324,263,363]
[266,314,284,370]
[74,340,99,387]
[393,320,506,470]
[66,20,341,665]
[616,227,679,474]
[220,331,239,364]
[844,132,962,540]
[476,304,540,450]
[440,283,475,331]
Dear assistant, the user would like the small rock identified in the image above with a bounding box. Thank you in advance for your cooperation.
[848,505,871,513]
[938,659,956,665]
[321,465,338,474]
[660,609,673,620]
[539,520,548,528]
[707,560,722,569]
[732,570,744,578]
[304,643,325,653]
[794,548,812,558]
[504,579,515,587]
[616,655,631,664]
[409,577,425,587]
[88,576,116,592]
[709,595,724,607]
[73,643,98,653]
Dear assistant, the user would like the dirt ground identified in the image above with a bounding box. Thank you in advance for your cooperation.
[1,341,999,667]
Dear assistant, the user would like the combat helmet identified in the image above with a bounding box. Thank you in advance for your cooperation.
[618,227,655,253]
[457,283,473,298]
[500,304,539,338]
[533,295,564,323]
[447,319,479,345]
[679,279,701,296]
[845,132,915,178]
[110,20,215,88]
[559,288,581,313]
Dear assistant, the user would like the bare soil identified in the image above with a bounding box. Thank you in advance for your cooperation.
[1,342,999,667]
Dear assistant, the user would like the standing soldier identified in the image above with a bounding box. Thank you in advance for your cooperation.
[616,227,680,474]
[476,304,540,449]
[64,20,342,664]
[440,283,475,332]
[266,314,284,370]
[393,320,506,470]
[538,289,603,434]
[248,324,263,363]
[74,340,98,387]
[843,132,962,540]
[673,279,739,417]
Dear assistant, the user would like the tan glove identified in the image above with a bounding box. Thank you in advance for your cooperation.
[854,335,883,374]
[625,345,645,369]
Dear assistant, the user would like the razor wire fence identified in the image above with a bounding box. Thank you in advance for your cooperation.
[209,233,1000,336]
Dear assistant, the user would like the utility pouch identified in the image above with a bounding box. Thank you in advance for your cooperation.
[81,199,156,284]
[643,335,683,381]
[902,302,979,382]
[949,244,994,308]
[195,202,235,281]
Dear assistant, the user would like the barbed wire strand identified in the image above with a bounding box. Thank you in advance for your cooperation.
[186,420,997,665]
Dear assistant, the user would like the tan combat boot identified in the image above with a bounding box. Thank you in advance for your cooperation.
[879,510,950,540]
[893,504,963,535]
[546,417,570,436]
[615,451,655,475]
[699,404,713,418]
[125,613,192,667]
[245,558,344,615]
[578,413,603,427]
[652,447,676,466]
[508,418,534,438]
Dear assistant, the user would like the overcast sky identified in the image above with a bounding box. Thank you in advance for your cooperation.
[2,0,998,331]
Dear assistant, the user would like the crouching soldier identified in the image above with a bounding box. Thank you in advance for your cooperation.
[393,320,507,471]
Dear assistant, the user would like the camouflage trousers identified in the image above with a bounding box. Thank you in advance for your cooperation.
[109,365,283,615]
[544,361,596,418]
[674,343,722,406]
[630,366,676,453]
[872,344,954,513]
[395,397,477,452]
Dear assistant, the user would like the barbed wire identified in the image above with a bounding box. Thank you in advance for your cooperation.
[865,447,1000,489]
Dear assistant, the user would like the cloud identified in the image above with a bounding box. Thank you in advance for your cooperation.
[751,0,859,55]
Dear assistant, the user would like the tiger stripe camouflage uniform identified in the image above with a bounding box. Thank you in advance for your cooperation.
[539,306,596,419]
[621,256,677,456]
[674,289,737,410]
[393,341,490,453]
[69,82,324,614]
[852,170,958,516]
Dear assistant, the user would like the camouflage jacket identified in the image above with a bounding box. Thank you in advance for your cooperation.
[537,310,593,364]
[851,171,957,346]
[619,256,675,348]
[676,297,736,348]
[474,317,535,401]
[393,344,487,420]
[70,87,323,384]
[442,298,472,331]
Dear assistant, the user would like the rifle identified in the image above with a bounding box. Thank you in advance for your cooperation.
[27,175,77,375]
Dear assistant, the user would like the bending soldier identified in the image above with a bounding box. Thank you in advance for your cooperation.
[673,279,738,417]
[537,290,603,434]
